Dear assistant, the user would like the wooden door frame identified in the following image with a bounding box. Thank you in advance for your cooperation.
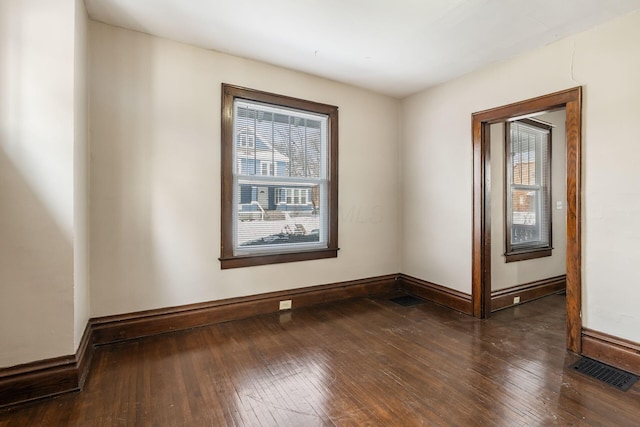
[472,87,582,353]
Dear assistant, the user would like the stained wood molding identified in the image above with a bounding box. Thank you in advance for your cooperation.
[582,328,640,376]
[16,273,640,411]
[472,86,582,355]
[0,275,397,408]
[491,275,566,312]
[397,274,473,315]
[0,323,94,408]
[92,274,399,345]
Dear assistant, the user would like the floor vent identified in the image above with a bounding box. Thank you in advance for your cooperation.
[569,357,638,391]
[389,295,425,307]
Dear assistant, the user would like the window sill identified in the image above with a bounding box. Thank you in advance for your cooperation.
[220,247,339,269]
[505,248,552,263]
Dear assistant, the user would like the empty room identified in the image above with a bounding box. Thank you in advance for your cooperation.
[2,0,640,425]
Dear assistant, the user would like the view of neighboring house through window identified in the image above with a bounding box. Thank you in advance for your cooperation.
[220,84,338,269]
[504,119,552,262]
[260,162,274,176]
[276,188,309,205]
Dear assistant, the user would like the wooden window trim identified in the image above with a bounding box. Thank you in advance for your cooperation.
[505,248,552,263]
[220,84,338,269]
[504,118,552,262]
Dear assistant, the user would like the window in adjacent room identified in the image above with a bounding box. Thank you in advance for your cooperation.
[505,119,552,262]
[220,84,338,269]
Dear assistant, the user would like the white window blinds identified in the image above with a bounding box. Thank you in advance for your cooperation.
[233,99,329,254]
[507,120,551,250]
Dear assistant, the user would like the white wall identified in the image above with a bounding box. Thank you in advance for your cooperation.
[4,4,639,368]
[73,0,90,349]
[490,111,566,291]
[88,22,400,317]
[0,0,77,366]
[401,10,640,343]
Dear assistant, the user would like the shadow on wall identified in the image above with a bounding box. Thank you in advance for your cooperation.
[89,18,218,315]
[88,17,160,315]
[0,2,76,366]
[0,0,75,240]
[0,147,74,366]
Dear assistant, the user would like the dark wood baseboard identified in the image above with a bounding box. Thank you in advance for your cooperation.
[397,274,473,315]
[6,272,640,412]
[0,275,397,408]
[491,275,566,312]
[75,323,95,390]
[92,274,399,346]
[0,322,94,408]
[582,328,640,376]
[0,272,591,409]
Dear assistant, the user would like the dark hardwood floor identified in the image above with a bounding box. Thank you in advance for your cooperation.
[1,293,638,426]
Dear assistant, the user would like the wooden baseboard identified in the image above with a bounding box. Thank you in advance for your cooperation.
[0,275,397,408]
[397,274,473,315]
[75,322,95,390]
[0,322,94,408]
[491,275,566,312]
[6,272,481,408]
[3,273,573,408]
[91,274,399,346]
[9,273,639,409]
[582,328,640,376]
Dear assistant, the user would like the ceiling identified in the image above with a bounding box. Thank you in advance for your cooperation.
[85,0,640,98]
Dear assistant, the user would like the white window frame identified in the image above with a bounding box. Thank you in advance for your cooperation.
[232,99,328,256]
[504,119,552,262]
[259,162,274,176]
[220,84,339,269]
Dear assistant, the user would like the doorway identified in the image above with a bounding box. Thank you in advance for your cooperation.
[471,87,582,353]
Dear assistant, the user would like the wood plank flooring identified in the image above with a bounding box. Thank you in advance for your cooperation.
[1,293,638,426]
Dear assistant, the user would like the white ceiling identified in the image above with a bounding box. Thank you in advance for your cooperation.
[85,0,640,98]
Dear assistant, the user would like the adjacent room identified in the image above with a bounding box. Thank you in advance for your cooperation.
[2,0,640,424]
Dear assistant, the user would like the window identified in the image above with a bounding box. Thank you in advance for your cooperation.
[276,188,310,205]
[260,162,274,176]
[238,131,255,148]
[220,84,338,269]
[505,119,552,262]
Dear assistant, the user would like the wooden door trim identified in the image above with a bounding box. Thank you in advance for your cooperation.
[471,87,582,353]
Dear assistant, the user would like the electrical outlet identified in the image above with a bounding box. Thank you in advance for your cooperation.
[513,296,521,304]
[279,300,292,310]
